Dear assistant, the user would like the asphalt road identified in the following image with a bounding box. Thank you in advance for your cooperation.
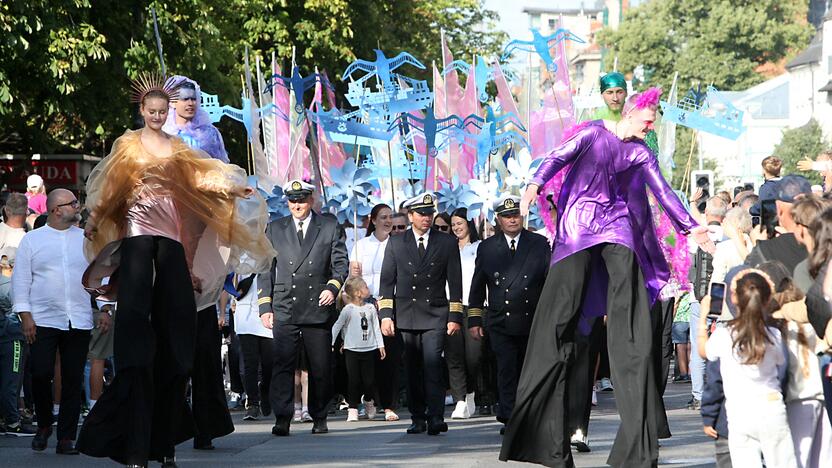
[1,381,716,467]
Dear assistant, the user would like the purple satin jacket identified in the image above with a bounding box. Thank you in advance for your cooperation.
[530,120,697,312]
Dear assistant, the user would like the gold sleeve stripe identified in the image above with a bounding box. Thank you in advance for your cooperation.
[257,297,271,305]
[378,298,394,309]
[468,307,483,317]
[327,279,342,289]
[449,302,464,313]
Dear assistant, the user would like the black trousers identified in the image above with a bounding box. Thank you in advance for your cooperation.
[78,236,196,465]
[566,317,604,438]
[651,298,675,439]
[375,332,403,410]
[192,305,234,441]
[29,326,90,440]
[500,244,660,468]
[227,315,245,395]
[401,328,445,423]
[344,350,376,408]
[488,327,528,423]
[270,323,332,421]
[239,334,273,406]
[445,312,484,401]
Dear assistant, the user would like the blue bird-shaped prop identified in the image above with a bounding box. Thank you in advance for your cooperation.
[344,49,426,92]
[264,66,334,117]
[501,28,585,72]
[388,106,467,158]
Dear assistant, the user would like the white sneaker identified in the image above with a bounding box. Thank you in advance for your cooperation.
[293,408,302,422]
[465,392,476,418]
[301,410,313,422]
[599,377,614,392]
[346,408,359,422]
[570,429,590,452]
[591,389,597,407]
[364,400,377,420]
[451,400,470,419]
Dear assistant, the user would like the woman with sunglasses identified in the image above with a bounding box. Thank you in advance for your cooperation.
[348,203,402,421]
[446,208,483,419]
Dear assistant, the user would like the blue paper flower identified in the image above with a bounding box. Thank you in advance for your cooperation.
[326,159,380,223]
[505,147,542,189]
[468,178,501,223]
[435,176,483,219]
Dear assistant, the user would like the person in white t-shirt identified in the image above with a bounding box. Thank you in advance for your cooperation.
[698,269,795,468]
[233,274,274,422]
[0,193,28,252]
[348,203,401,421]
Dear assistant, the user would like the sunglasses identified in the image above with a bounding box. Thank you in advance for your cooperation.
[56,199,80,209]
[392,225,407,231]
[434,225,449,232]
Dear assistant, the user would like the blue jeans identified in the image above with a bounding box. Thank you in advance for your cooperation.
[689,302,705,401]
[0,339,23,424]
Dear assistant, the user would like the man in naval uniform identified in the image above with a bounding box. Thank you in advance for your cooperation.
[259,180,348,436]
[467,195,551,434]
[378,192,463,435]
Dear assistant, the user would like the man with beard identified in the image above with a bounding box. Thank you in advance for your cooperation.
[13,189,108,455]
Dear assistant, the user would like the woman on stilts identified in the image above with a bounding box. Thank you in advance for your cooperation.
[76,73,274,467]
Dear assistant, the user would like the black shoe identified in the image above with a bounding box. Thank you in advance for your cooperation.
[478,405,492,416]
[243,404,260,421]
[193,435,214,450]
[311,418,328,434]
[271,418,290,436]
[31,427,52,451]
[261,401,272,417]
[406,421,427,434]
[160,456,177,467]
[4,422,37,437]
[427,419,448,436]
[499,425,506,435]
[56,439,79,455]
[686,398,701,411]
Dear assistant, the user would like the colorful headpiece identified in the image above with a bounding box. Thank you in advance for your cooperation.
[622,87,662,115]
[599,72,627,93]
[130,72,180,103]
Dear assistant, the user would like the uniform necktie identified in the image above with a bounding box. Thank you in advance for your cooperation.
[510,238,516,256]
[297,221,304,244]
[418,237,426,258]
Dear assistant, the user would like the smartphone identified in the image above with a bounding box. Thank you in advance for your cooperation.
[760,198,778,238]
[708,282,725,319]
[751,215,761,227]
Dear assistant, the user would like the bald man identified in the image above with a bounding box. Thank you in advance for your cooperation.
[12,189,106,454]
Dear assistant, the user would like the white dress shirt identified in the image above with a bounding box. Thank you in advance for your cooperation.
[414,229,430,249]
[293,213,312,238]
[504,231,521,251]
[12,225,93,330]
[459,240,480,305]
[350,233,388,297]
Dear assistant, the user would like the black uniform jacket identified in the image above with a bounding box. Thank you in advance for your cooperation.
[258,212,348,325]
[467,229,551,335]
[378,228,463,330]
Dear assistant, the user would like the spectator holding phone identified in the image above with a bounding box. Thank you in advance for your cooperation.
[745,175,812,274]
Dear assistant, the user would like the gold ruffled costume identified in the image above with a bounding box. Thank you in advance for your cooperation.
[84,129,275,304]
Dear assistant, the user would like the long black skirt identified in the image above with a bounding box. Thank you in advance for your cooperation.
[77,236,197,465]
[499,244,660,468]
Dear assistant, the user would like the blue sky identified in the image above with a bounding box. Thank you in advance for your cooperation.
[485,0,643,41]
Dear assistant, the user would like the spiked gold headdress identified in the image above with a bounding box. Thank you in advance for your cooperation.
[130,72,180,103]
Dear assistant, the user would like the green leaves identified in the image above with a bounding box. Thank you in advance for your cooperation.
[598,0,812,92]
[773,119,829,185]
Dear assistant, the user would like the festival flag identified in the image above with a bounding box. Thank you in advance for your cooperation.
[243,49,274,187]
[456,63,478,183]
[493,61,521,125]
[657,72,678,180]
[267,58,291,185]
[309,69,346,185]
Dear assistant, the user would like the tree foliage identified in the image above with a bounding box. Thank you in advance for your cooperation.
[0,0,506,164]
[597,0,813,93]
[772,119,829,184]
